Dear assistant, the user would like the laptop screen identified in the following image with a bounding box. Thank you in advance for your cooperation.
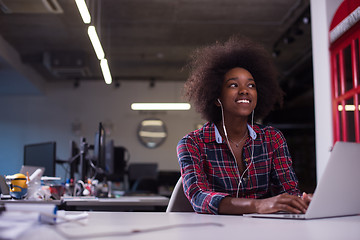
[0,175,10,196]
[24,142,56,177]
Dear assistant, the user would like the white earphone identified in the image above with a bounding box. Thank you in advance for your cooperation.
[218,97,255,198]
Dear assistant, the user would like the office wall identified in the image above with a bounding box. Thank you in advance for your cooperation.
[0,80,204,178]
[310,0,342,181]
[0,0,345,183]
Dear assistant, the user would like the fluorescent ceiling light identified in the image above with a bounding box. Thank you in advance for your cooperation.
[75,0,91,24]
[131,103,191,111]
[100,59,112,84]
[88,26,105,60]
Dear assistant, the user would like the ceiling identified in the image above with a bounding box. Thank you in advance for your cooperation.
[0,0,313,124]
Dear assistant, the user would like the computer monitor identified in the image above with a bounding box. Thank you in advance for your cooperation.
[24,142,56,177]
[93,122,106,172]
[69,140,80,180]
[105,139,114,174]
[105,140,128,181]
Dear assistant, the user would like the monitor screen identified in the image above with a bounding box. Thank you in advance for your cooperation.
[24,142,56,177]
[93,122,106,171]
[105,140,127,181]
[69,140,80,180]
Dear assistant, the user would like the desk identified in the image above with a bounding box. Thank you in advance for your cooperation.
[1,196,169,212]
[20,212,360,240]
[0,199,61,206]
[61,196,169,211]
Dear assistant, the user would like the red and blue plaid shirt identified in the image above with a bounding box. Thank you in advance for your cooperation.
[177,122,300,214]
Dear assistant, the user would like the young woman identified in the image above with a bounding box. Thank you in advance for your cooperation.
[177,36,311,215]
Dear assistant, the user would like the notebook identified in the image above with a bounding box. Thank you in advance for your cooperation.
[244,141,360,220]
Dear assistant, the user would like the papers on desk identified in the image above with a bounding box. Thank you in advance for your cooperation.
[0,211,38,240]
[4,203,58,224]
[0,203,57,239]
[0,203,88,240]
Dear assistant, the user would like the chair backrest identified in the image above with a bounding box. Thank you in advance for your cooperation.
[166,176,194,212]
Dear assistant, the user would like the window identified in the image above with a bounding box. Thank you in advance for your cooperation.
[329,0,360,143]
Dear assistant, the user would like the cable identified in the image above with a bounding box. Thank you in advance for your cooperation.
[54,222,223,239]
[87,157,104,180]
[218,100,255,198]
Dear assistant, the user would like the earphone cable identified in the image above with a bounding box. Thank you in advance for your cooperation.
[219,100,254,198]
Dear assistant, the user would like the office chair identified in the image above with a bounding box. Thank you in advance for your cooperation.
[166,176,194,212]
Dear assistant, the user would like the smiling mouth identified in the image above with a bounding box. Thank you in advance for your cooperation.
[236,99,250,104]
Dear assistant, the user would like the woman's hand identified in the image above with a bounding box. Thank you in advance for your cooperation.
[301,192,313,205]
[255,193,309,214]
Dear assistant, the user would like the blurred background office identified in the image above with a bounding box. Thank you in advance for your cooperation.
[0,0,349,195]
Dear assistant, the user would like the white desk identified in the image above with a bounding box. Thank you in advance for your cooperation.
[18,212,360,240]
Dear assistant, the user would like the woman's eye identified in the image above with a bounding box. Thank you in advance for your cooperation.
[229,83,237,87]
[249,83,256,88]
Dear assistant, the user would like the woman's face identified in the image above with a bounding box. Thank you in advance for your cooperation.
[218,67,257,119]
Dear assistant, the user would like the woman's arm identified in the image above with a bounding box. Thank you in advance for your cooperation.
[177,136,229,214]
[218,193,309,214]
[269,129,301,196]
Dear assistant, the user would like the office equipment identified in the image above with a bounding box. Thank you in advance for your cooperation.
[69,123,108,182]
[244,141,360,219]
[20,165,45,178]
[68,123,125,183]
[157,170,181,196]
[69,140,80,180]
[93,122,106,172]
[79,122,107,181]
[166,176,193,212]
[24,142,56,177]
[127,163,158,194]
[73,136,98,182]
[105,140,128,181]
[0,175,11,199]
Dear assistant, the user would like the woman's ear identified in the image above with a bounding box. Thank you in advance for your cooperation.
[215,98,221,107]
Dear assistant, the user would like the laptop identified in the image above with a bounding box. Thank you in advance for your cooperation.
[20,165,45,178]
[0,175,11,199]
[244,141,360,220]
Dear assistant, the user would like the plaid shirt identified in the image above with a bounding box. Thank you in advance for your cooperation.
[177,122,300,214]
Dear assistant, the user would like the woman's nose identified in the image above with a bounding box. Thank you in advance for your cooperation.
[238,87,248,95]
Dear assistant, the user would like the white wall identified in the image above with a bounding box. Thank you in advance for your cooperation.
[0,80,204,179]
[310,0,343,181]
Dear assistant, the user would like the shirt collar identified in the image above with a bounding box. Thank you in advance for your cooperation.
[214,123,257,144]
